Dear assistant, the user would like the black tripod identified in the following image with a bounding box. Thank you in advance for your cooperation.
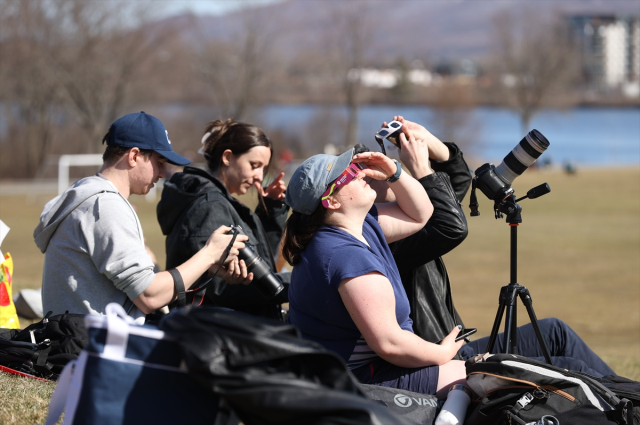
[484,184,554,365]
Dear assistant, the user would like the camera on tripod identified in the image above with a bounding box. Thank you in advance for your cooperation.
[470,129,551,220]
[468,129,554,363]
[226,225,284,299]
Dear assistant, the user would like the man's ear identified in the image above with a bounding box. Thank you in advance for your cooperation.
[127,148,140,168]
[221,149,233,166]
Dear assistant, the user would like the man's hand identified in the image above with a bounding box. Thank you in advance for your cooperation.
[255,172,286,200]
[386,116,450,162]
[205,226,248,265]
[398,129,433,180]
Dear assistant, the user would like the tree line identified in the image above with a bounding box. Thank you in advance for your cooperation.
[0,0,582,179]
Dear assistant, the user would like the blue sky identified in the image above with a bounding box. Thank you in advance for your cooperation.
[159,0,283,17]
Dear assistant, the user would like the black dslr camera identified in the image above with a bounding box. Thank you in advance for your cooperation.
[470,130,551,219]
[226,225,284,299]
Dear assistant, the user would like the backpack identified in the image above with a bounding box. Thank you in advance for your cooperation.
[464,353,635,425]
[0,311,87,380]
[598,375,640,425]
[158,306,414,425]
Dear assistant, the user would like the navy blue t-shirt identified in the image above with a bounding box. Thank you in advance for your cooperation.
[288,207,414,365]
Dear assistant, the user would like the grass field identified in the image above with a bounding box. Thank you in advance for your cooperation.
[0,166,638,424]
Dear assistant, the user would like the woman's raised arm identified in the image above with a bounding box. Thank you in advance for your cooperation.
[353,144,433,243]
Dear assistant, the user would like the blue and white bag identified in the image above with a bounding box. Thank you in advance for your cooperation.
[45,303,228,425]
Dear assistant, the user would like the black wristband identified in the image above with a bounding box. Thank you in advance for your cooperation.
[386,159,402,183]
[168,268,186,308]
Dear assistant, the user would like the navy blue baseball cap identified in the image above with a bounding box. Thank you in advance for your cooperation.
[106,112,190,166]
[285,148,354,215]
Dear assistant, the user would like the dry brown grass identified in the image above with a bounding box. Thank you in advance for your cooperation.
[0,167,638,424]
[0,372,58,424]
[445,167,640,379]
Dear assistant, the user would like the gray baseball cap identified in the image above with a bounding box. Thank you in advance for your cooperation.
[285,148,355,215]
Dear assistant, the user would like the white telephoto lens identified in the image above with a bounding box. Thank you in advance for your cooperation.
[495,130,550,186]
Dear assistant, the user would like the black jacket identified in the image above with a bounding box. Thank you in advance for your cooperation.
[389,143,472,346]
[157,166,290,321]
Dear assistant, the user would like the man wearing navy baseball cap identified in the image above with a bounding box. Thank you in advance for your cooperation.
[34,112,248,323]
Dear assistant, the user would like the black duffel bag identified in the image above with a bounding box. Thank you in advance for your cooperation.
[0,311,87,380]
[159,306,415,425]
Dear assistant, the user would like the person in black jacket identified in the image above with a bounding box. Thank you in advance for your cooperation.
[367,117,470,347]
[157,119,289,321]
[369,116,615,377]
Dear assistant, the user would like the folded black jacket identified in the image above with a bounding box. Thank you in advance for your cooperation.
[389,143,471,347]
[157,166,290,321]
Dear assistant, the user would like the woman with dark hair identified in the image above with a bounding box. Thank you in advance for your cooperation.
[157,119,289,320]
[282,134,475,397]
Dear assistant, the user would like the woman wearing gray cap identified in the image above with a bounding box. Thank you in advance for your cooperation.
[282,133,469,397]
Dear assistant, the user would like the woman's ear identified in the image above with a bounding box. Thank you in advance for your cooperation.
[221,149,233,167]
[324,195,341,211]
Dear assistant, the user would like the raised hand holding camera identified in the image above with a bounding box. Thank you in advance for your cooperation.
[395,124,433,179]
[205,225,247,265]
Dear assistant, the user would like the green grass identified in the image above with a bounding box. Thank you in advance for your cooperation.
[0,167,638,424]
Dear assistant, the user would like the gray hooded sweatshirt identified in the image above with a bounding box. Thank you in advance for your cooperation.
[34,175,155,323]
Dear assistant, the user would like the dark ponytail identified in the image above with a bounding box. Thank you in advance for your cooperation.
[282,207,329,266]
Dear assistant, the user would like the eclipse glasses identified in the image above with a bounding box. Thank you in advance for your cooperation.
[321,163,364,208]
[374,120,403,155]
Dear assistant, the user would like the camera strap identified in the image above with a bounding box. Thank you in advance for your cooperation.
[168,268,186,308]
[182,229,241,304]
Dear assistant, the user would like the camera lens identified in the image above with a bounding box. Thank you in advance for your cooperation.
[238,244,284,298]
[494,129,550,186]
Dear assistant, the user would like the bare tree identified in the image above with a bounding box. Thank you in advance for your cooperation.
[429,81,481,159]
[45,0,177,149]
[195,6,284,120]
[328,0,375,147]
[302,0,376,148]
[491,8,580,132]
[0,0,178,178]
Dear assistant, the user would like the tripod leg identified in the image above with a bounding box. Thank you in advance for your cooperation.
[486,287,508,354]
[519,288,553,365]
[501,284,520,354]
[503,304,515,354]
[510,302,518,355]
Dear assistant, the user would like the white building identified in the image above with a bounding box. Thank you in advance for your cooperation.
[568,15,640,95]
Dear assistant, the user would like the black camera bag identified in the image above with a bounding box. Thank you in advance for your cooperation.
[0,311,87,380]
[159,306,415,425]
[465,353,635,425]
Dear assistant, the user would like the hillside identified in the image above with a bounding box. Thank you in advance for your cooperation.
[162,0,640,61]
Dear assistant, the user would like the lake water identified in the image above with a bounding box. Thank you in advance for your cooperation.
[257,105,640,167]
